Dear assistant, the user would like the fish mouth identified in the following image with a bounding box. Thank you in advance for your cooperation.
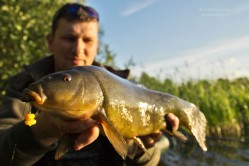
[23,84,47,105]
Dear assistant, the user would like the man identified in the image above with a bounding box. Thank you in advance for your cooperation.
[0,3,179,165]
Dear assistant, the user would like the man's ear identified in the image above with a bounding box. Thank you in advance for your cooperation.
[46,33,54,52]
[96,38,99,54]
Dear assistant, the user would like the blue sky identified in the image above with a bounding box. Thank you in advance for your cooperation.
[86,0,249,82]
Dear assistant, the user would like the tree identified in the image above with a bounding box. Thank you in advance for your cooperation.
[0,0,84,93]
[96,28,117,67]
[0,0,118,95]
[97,44,117,67]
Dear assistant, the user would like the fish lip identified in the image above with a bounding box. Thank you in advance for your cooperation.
[23,86,47,105]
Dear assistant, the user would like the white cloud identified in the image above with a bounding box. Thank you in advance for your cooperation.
[132,36,249,82]
[121,0,159,16]
[231,4,249,15]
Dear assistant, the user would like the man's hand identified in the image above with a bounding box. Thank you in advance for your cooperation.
[31,112,179,155]
[31,112,100,150]
[128,113,180,159]
[139,113,179,149]
[73,124,100,150]
[165,113,179,132]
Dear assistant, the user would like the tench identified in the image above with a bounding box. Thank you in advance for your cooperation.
[23,66,207,159]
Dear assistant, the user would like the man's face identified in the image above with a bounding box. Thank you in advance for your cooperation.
[47,19,99,71]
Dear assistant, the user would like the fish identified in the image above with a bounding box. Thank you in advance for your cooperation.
[23,65,207,160]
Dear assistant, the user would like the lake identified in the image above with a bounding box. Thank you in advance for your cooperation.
[159,136,249,166]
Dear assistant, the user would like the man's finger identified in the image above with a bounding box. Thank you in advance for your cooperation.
[74,125,100,150]
[166,113,179,131]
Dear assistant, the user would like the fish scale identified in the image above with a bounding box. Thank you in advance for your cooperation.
[23,65,207,159]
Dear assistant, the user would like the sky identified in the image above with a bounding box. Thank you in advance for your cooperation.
[86,0,249,82]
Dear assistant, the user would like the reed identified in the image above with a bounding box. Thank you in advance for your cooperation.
[138,72,249,138]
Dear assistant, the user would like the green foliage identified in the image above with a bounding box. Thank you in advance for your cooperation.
[0,0,77,91]
[139,73,249,137]
[97,43,117,67]
[1,0,247,139]
[124,57,136,69]
[96,27,118,67]
[0,0,118,97]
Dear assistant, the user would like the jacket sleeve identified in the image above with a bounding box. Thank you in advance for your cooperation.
[0,72,56,166]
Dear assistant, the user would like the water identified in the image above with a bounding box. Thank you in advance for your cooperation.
[159,137,249,166]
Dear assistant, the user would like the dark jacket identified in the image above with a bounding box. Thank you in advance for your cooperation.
[0,56,160,166]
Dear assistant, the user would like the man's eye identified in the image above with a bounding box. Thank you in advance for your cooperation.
[64,36,76,41]
[84,38,92,43]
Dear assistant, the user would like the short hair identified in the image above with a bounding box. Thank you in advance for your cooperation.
[51,3,99,35]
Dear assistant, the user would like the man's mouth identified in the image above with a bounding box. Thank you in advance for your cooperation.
[67,57,85,65]
[73,58,83,64]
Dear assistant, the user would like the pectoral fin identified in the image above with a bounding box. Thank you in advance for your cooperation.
[97,109,128,159]
[126,137,151,159]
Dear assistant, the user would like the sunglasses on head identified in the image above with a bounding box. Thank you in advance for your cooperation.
[55,3,99,22]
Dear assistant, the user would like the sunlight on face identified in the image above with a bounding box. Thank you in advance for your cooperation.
[47,19,99,71]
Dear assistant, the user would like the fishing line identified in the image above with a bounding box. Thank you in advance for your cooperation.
[10,102,31,166]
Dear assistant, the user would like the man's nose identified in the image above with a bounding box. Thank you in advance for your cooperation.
[74,39,85,54]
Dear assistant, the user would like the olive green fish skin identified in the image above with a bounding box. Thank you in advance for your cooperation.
[79,66,207,151]
[25,68,104,120]
[24,66,207,155]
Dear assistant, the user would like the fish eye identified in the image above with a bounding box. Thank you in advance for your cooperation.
[63,74,72,82]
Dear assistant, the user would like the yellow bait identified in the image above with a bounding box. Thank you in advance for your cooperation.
[24,113,36,126]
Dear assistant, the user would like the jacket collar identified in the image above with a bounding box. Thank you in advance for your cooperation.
[25,55,130,81]
[24,55,54,81]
